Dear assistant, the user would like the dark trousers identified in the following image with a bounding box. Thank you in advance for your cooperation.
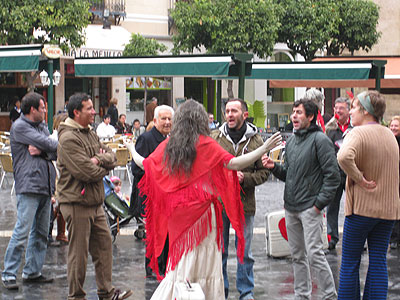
[338,214,394,300]
[390,221,400,244]
[327,174,346,244]
[145,235,169,277]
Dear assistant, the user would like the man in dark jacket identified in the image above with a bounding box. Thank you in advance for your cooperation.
[325,97,352,251]
[263,99,340,300]
[9,97,21,123]
[106,97,119,127]
[2,92,57,290]
[131,104,173,277]
[57,93,131,300]
[212,98,269,300]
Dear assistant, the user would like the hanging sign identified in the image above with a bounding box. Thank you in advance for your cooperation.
[43,45,62,59]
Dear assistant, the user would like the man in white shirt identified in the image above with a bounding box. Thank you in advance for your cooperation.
[96,114,116,141]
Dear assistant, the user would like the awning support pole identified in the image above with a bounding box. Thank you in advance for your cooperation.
[217,80,222,124]
[239,60,245,100]
[47,60,54,133]
[372,60,387,92]
[233,53,253,100]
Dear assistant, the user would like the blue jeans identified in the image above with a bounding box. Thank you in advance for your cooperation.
[222,212,254,300]
[2,193,51,280]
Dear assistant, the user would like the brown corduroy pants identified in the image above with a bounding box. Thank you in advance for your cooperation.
[60,204,113,300]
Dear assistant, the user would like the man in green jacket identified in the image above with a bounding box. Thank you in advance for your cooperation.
[263,98,340,300]
[212,98,269,300]
[57,93,132,300]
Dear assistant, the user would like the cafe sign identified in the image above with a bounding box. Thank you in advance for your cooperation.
[66,48,123,59]
[43,45,62,59]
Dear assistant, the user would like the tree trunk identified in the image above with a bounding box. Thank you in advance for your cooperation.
[26,72,38,92]
[227,80,234,99]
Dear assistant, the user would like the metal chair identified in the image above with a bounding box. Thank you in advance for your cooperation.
[0,153,15,195]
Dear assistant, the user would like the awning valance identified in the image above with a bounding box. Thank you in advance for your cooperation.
[249,61,374,80]
[249,59,387,89]
[0,44,42,72]
[308,56,400,89]
[74,55,234,77]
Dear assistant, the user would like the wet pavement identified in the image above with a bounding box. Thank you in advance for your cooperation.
[0,175,400,299]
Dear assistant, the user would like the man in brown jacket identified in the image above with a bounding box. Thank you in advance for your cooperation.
[211,98,269,300]
[145,97,157,125]
[57,93,132,300]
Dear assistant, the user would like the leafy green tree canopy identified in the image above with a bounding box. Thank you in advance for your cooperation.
[0,0,91,52]
[326,0,380,55]
[123,33,167,56]
[123,34,167,123]
[278,0,340,61]
[170,0,281,59]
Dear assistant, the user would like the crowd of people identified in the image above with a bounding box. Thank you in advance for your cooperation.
[1,89,399,300]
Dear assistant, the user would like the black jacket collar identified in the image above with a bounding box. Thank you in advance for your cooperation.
[294,123,321,136]
[150,126,166,143]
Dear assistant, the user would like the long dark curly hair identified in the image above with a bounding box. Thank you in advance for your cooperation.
[164,99,210,176]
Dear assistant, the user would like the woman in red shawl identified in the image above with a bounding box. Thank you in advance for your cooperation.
[125,100,281,300]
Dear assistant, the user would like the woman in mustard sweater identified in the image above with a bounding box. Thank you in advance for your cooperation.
[337,91,400,299]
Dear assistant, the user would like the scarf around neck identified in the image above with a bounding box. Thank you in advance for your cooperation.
[227,122,247,144]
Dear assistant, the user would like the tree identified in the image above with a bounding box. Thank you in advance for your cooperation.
[123,33,167,56]
[0,0,91,52]
[277,0,340,61]
[325,0,380,55]
[0,0,91,89]
[123,34,167,123]
[170,0,281,97]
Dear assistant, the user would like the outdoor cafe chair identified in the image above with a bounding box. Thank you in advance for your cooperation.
[0,153,15,195]
[112,148,132,185]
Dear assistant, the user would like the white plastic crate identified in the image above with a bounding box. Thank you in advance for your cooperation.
[265,209,328,258]
[265,210,291,257]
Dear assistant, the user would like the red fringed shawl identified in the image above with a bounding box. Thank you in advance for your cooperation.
[139,135,245,280]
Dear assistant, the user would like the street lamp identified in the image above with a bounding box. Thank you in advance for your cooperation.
[53,70,61,86]
[42,45,62,133]
[40,70,50,86]
[103,9,111,29]
[39,69,61,86]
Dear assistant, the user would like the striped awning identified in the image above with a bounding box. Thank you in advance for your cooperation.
[0,44,42,72]
[74,55,234,77]
[249,61,374,80]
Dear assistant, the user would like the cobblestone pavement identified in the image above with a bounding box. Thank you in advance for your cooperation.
[0,176,399,299]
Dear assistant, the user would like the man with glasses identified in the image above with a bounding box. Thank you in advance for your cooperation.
[325,97,352,251]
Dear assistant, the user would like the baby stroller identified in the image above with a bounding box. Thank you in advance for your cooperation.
[103,176,135,243]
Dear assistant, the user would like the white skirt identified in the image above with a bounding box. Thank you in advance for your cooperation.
[150,204,224,300]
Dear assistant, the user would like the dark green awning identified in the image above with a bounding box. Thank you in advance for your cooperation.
[0,44,42,72]
[75,55,234,77]
[249,61,374,80]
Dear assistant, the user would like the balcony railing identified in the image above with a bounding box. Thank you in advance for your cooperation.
[89,0,126,19]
